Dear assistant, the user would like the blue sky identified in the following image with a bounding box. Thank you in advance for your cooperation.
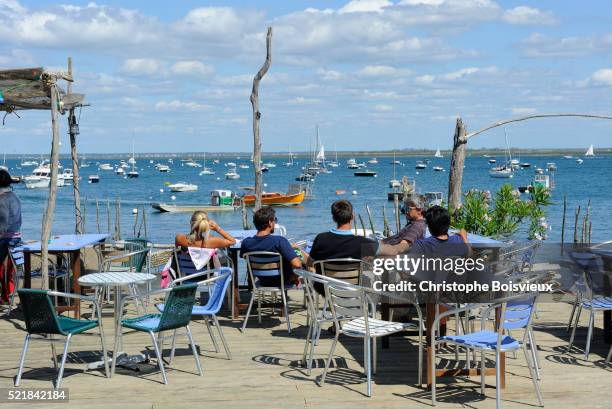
[1,0,611,154]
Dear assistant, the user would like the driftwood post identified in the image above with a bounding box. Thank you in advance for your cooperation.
[40,84,62,290]
[448,118,467,212]
[67,57,83,234]
[393,193,401,233]
[250,27,272,211]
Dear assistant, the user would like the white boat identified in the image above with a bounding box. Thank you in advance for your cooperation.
[99,163,113,171]
[119,160,129,169]
[346,158,357,166]
[226,162,237,167]
[88,175,99,183]
[489,165,513,178]
[576,158,584,164]
[424,192,444,207]
[390,150,401,165]
[156,164,170,172]
[199,168,215,175]
[434,149,443,158]
[367,158,378,164]
[225,168,240,180]
[509,158,520,169]
[433,166,444,172]
[488,158,497,164]
[328,145,339,167]
[20,160,38,167]
[563,155,573,159]
[535,168,544,174]
[389,179,401,188]
[61,168,75,184]
[415,161,427,170]
[184,160,202,168]
[168,182,198,192]
[127,169,139,178]
[585,144,594,157]
[546,162,557,172]
[262,162,276,168]
[239,164,250,169]
[24,161,66,188]
[79,160,90,168]
[116,167,125,176]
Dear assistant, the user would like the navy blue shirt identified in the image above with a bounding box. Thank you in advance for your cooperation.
[409,234,468,258]
[240,234,298,278]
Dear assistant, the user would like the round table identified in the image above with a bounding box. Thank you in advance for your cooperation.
[79,272,156,371]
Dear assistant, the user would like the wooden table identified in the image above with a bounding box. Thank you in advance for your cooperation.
[21,233,109,317]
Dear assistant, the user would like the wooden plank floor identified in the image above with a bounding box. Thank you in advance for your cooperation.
[0,290,610,409]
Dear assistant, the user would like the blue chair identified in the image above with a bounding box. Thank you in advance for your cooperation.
[157,268,233,360]
[241,251,294,333]
[15,289,109,389]
[431,293,543,409]
[112,283,200,384]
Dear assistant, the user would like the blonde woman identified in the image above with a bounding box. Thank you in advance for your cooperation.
[175,211,236,249]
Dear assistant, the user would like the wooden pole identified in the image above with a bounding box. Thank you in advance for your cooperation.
[560,195,567,253]
[366,204,376,236]
[448,118,467,212]
[250,27,272,211]
[40,84,62,290]
[358,213,367,237]
[241,199,249,230]
[96,199,101,233]
[67,57,83,234]
[393,193,401,233]
[382,205,391,238]
[106,199,111,234]
[573,206,581,243]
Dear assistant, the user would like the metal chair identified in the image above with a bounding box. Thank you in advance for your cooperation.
[241,251,294,333]
[319,279,422,397]
[157,268,233,360]
[112,283,201,385]
[568,269,612,359]
[313,258,365,287]
[8,248,70,315]
[15,289,109,390]
[431,293,543,409]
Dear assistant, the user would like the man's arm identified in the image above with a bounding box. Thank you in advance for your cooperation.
[377,240,411,256]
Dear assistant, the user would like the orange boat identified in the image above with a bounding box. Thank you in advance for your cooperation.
[242,191,305,206]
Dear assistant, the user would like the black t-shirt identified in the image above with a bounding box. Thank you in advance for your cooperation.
[310,229,379,262]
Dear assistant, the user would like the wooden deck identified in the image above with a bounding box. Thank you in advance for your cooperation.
[0,288,610,409]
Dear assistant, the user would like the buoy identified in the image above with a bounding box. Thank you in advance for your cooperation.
[132,208,138,214]
[264,183,267,187]
[216,177,220,180]
[416,171,419,175]
[352,190,357,195]
[171,195,176,201]
[160,189,164,193]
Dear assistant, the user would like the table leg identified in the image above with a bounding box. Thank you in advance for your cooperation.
[24,253,31,289]
[230,249,240,319]
[71,250,81,318]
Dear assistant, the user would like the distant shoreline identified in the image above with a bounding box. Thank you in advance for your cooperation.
[7,147,610,160]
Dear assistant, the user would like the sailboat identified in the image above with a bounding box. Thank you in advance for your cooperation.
[284,146,294,167]
[434,149,443,158]
[585,144,595,157]
[389,151,400,188]
[328,144,339,167]
[489,128,514,178]
[199,153,215,175]
[0,152,7,171]
[390,149,401,165]
[127,138,139,178]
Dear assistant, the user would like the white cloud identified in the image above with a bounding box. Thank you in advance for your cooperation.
[121,58,166,77]
[317,68,342,81]
[520,33,600,58]
[339,0,392,14]
[502,6,557,26]
[289,97,320,105]
[374,104,393,111]
[415,66,497,84]
[357,65,412,77]
[590,69,612,86]
[155,100,212,111]
[511,107,537,115]
[170,61,215,77]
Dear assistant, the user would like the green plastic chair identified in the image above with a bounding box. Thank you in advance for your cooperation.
[15,289,109,390]
[112,283,200,384]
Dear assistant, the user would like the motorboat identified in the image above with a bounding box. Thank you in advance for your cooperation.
[116,167,125,176]
[509,159,520,169]
[346,158,357,166]
[226,162,237,167]
[433,166,445,172]
[354,170,377,177]
[263,162,276,168]
[156,164,170,172]
[347,162,360,169]
[152,189,238,213]
[535,168,544,174]
[88,175,99,184]
[367,158,378,164]
[24,161,66,188]
[563,155,573,159]
[127,169,139,178]
[389,179,401,188]
[61,168,75,184]
[576,158,584,164]
[261,165,269,173]
[488,158,497,164]
[184,160,202,168]
[199,168,215,175]
[415,161,427,170]
[489,165,513,178]
[20,159,38,167]
[520,163,531,168]
[225,168,240,180]
[295,173,314,182]
[424,192,443,207]
[239,164,250,169]
[168,182,198,192]
[99,163,113,171]
[546,162,557,172]
[242,190,305,206]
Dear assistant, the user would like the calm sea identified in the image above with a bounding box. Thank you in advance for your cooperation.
[9,154,611,244]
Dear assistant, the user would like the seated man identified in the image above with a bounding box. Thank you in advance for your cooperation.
[240,206,301,287]
[409,205,470,257]
[303,200,378,294]
[378,195,426,256]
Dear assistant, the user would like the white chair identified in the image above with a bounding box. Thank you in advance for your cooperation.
[319,279,422,397]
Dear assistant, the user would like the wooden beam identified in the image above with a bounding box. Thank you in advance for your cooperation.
[67,57,83,234]
[250,27,272,212]
[447,118,467,212]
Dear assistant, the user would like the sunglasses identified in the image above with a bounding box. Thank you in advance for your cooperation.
[400,206,417,215]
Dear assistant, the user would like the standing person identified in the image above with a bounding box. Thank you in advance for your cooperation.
[0,170,21,302]
[378,195,426,256]
[240,207,302,287]
[175,211,236,249]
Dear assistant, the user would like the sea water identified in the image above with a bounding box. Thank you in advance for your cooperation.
[9,154,612,244]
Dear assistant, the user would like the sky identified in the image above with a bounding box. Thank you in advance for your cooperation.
[1,0,611,154]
